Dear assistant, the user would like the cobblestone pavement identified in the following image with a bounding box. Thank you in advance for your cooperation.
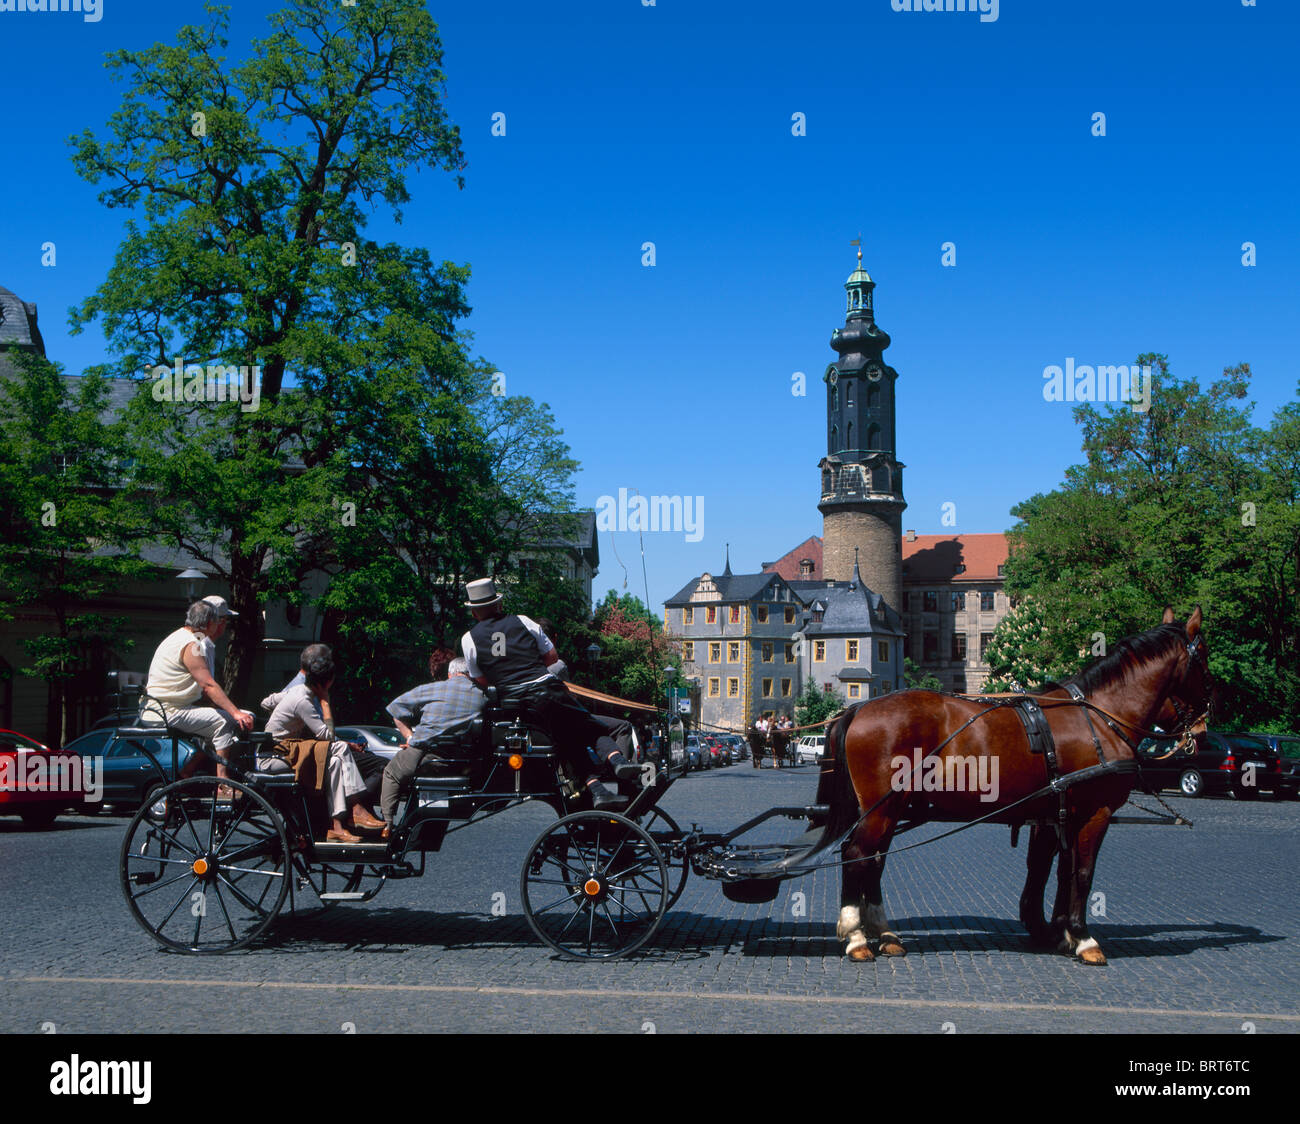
[2,766,1296,1033]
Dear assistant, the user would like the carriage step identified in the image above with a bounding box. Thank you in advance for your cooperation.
[312,842,391,858]
[318,891,370,901]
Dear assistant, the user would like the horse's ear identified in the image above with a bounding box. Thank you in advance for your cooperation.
[1161,606,1175,624]
[1186,606,1203,638]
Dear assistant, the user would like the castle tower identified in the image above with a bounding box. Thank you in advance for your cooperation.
[817,250,905,612]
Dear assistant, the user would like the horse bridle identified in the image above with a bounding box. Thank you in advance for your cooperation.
[1145,632,1210,759]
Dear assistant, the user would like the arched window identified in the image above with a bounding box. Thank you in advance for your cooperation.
[831,424,839,451]
[821,469,831,493]
[847,421,854,449]
[866,384,880,410]
[830,384,838,411]
[866,423,881,450]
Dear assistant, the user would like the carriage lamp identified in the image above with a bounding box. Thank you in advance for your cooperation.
[508,753,524,770]
[586,642,602,663]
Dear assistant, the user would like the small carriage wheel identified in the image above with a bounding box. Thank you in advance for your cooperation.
[637,806,689,911]
[119,776,290,954]
[520,811,668,961]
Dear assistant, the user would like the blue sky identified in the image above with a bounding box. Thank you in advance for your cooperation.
[1,0,1296,614]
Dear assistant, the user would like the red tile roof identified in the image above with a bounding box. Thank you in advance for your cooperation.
[901,533,1008,582]
[762,532,1008,584]
[761,536,823,580]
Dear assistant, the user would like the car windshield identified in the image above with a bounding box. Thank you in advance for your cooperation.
[64,729,114,756]
[367,727,402,745]
[1275,739,1300,760]
[0,731,48,752]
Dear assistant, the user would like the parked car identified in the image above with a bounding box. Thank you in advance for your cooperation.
[62,726,201,817]
[703,736,727,767]
[724,734,748,762]
[684,735,704,769]
[796,734,826,765]
[1248,733,1300,799]
[0,729,85,829]
[335,724,405,760]
[1136,731,1282,798]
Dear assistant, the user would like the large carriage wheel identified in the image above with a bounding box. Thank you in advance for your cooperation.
[638,806,689,911]
[520,811,668,960]
[120,776,290,953]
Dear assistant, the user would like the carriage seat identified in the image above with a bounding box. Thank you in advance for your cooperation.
[412,717,488,781]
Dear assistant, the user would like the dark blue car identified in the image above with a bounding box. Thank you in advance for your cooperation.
[63,727,201,816]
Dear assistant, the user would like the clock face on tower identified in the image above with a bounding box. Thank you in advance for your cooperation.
[865,362,883,382]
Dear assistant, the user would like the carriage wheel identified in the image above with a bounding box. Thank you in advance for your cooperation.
[120,776,290,953]
[638,806,689,911]
[521,811,668,960]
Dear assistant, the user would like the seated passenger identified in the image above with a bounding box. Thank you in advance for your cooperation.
[379,656,486,825]
[263,642,386,805]
[260,648,386,843]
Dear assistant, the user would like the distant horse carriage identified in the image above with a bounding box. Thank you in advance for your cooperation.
[747,720,796,768]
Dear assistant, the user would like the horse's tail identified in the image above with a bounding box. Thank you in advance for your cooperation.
[809,706,863,852]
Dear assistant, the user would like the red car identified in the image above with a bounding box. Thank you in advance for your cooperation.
[0,729,86,829]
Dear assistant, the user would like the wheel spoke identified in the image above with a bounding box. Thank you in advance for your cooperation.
[207,878,239,943]
[215,870,269,917]
[532,891,584,916]
[126,852,198,871]
[144,820,200,859]
[126,867,198,900]
[600,902,621,941]
[219,862,285,880]
[556,897,588,938]
[175,794,205,853]
[157,876,199,932]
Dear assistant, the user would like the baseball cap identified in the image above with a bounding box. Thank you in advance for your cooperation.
[201,595,240,618]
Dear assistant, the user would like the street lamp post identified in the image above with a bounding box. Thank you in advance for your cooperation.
[175,568,205,603]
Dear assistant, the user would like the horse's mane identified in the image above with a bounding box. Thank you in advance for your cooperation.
[1062,622,1186,695]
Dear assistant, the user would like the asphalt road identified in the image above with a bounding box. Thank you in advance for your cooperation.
[1,763,1297,1034]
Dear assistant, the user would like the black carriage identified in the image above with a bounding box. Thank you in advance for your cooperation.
[117,687,701,960]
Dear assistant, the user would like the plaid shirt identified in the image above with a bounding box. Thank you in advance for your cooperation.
[386,675,486,747]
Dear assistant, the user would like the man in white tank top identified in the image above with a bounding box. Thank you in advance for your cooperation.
[140,596,253,779]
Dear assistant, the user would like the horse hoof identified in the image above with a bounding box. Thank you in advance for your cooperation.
[848,945,875,962]
[877,940,906,958]
[1078,945,1107,966]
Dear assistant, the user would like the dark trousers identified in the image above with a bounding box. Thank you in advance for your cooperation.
[505,678,620,781]
[352,747,386,803]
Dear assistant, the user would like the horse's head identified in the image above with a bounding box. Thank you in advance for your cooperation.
[1153,606,1212,751]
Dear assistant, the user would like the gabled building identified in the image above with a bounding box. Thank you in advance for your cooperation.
[665,549,905,733]
[665,556,806,732]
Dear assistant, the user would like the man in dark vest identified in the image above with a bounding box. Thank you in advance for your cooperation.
[459,578,637,809]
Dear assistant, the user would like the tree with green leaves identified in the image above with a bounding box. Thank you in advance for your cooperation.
[794,681,844,729]
[67,1,470,697]
[0,352,146,744]
[990,356,1298,726]
[903,657,944,693]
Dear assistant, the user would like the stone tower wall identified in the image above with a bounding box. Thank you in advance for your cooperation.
[823,508,902,612]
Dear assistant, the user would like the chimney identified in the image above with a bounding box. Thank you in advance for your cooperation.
[905,529,916,542]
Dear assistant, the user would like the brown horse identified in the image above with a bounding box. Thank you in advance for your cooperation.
[813,608,1211,965]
